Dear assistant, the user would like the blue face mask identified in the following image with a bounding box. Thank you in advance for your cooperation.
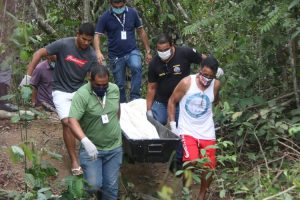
[112,6,125,15]
[93,85,108,98]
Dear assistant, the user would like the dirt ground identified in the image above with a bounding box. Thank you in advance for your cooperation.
[0,112,224,199]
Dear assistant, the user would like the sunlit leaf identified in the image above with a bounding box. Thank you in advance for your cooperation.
[232,111,243,121]
[220,189,226,198]
[24,173,35,189]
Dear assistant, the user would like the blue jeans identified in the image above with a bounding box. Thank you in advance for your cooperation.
[79,146,123,200]
[109,49,142,103]
[151,101,179,126]
[151,101,183,172]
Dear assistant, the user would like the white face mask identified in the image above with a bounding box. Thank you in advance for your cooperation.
[157,49,172,60]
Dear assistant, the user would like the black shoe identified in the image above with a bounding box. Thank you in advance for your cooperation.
[0,103,18,112]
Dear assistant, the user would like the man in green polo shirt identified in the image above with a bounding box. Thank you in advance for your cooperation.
[68,64,122,200]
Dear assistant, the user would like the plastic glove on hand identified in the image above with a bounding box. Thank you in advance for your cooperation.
[146,110,153,118]
[169,121,177,135]
[216,68,224,79]
[81,137,98,160]
[19,75,31,87]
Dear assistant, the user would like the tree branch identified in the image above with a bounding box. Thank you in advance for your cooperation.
[262,185,296,200]
[31,0,56,35]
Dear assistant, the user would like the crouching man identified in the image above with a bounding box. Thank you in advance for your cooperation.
[68,64,122,200]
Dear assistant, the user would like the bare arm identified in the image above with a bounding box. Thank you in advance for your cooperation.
[137,27,152,64]
[93,34,105,64]
[146,82,157,111]
[68,118,86,141]
[117,103,121,120]
[27,48,48,75]
[213,79,221,105]
[31,87,38,106]
[168,77,191,121]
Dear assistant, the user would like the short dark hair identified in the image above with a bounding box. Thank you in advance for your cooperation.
[110,0,126,3]
[201,55,219,74]
[157,33,173,46]
[90,64,110,81]
[78,22,95,37]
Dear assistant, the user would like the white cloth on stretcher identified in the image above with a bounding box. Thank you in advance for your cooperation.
[120,99,160,139]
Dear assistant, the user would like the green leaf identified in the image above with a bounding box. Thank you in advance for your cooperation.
[20,50,30,62]
[11,145,25,158]
[24,173,35,189]
[223,101,231,112]
[20,86,32,101]
[37,192,47,200]
[175,170,184,177]
[11,115,20,123]
[232,111,243,121]
[0,94,15,101]
[46,150,63,161]
[247,113,259,121]
[200,149,206,156]
[24,192,34,199]
[260,108,270,119]
[20,143,33,161]
[220,189,226,198]
[289,0,300,10]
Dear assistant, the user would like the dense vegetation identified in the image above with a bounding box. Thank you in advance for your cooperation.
[1,0,300,199]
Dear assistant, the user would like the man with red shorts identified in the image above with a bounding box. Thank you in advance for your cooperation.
[168,55,221,200]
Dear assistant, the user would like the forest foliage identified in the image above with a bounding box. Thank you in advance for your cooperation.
[1,0,300,199]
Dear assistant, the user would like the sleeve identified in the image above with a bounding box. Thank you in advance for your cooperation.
[132,8,142,28]
[30,64,42,87]
[45,39,64,55]
[69,91,88,120]
[184,47,202,64]
[147,61,158,83]
[95,14,106,34]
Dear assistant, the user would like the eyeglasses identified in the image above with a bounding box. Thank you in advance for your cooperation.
[199,72,215,79]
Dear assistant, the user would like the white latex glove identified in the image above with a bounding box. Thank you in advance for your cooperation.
[19,75,31,87]
[81,137,98,160]
[146,110,153,118]
[170,121,177,135]
[216,67,224,79]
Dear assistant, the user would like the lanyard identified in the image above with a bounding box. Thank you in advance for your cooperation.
[94,92,106,109]
[113,13,126,31]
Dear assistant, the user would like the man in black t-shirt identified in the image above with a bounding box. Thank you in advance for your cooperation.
[146,33,205,172]
[147,34,205,125]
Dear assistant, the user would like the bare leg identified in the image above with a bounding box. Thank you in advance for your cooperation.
[61,118,80,170]
[198,171,213,200]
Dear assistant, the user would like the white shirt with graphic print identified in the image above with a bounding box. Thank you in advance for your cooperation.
[178,74,216,140]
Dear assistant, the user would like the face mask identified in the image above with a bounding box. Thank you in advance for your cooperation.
[157,49,172,60]
[93,85,108,98]
[48,61,56,69]
[112,6,125,15]
[200,74,213,86]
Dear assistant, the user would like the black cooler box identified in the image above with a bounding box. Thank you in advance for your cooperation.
[122,116,180,163]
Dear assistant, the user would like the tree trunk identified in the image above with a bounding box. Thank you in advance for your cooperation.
[83,0,90,22]
[289,38,300,108]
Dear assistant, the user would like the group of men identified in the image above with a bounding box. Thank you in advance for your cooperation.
[17,0,223,199]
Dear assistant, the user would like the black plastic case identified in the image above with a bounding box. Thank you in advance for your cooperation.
[122,116,180,163]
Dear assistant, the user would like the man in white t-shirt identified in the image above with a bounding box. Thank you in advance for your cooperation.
[168,56,221,200]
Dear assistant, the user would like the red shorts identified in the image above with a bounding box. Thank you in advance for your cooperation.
[181,135,216,169]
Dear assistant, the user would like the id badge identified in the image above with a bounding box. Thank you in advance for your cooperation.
[101,114,109,124]
[121,31,127,40]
